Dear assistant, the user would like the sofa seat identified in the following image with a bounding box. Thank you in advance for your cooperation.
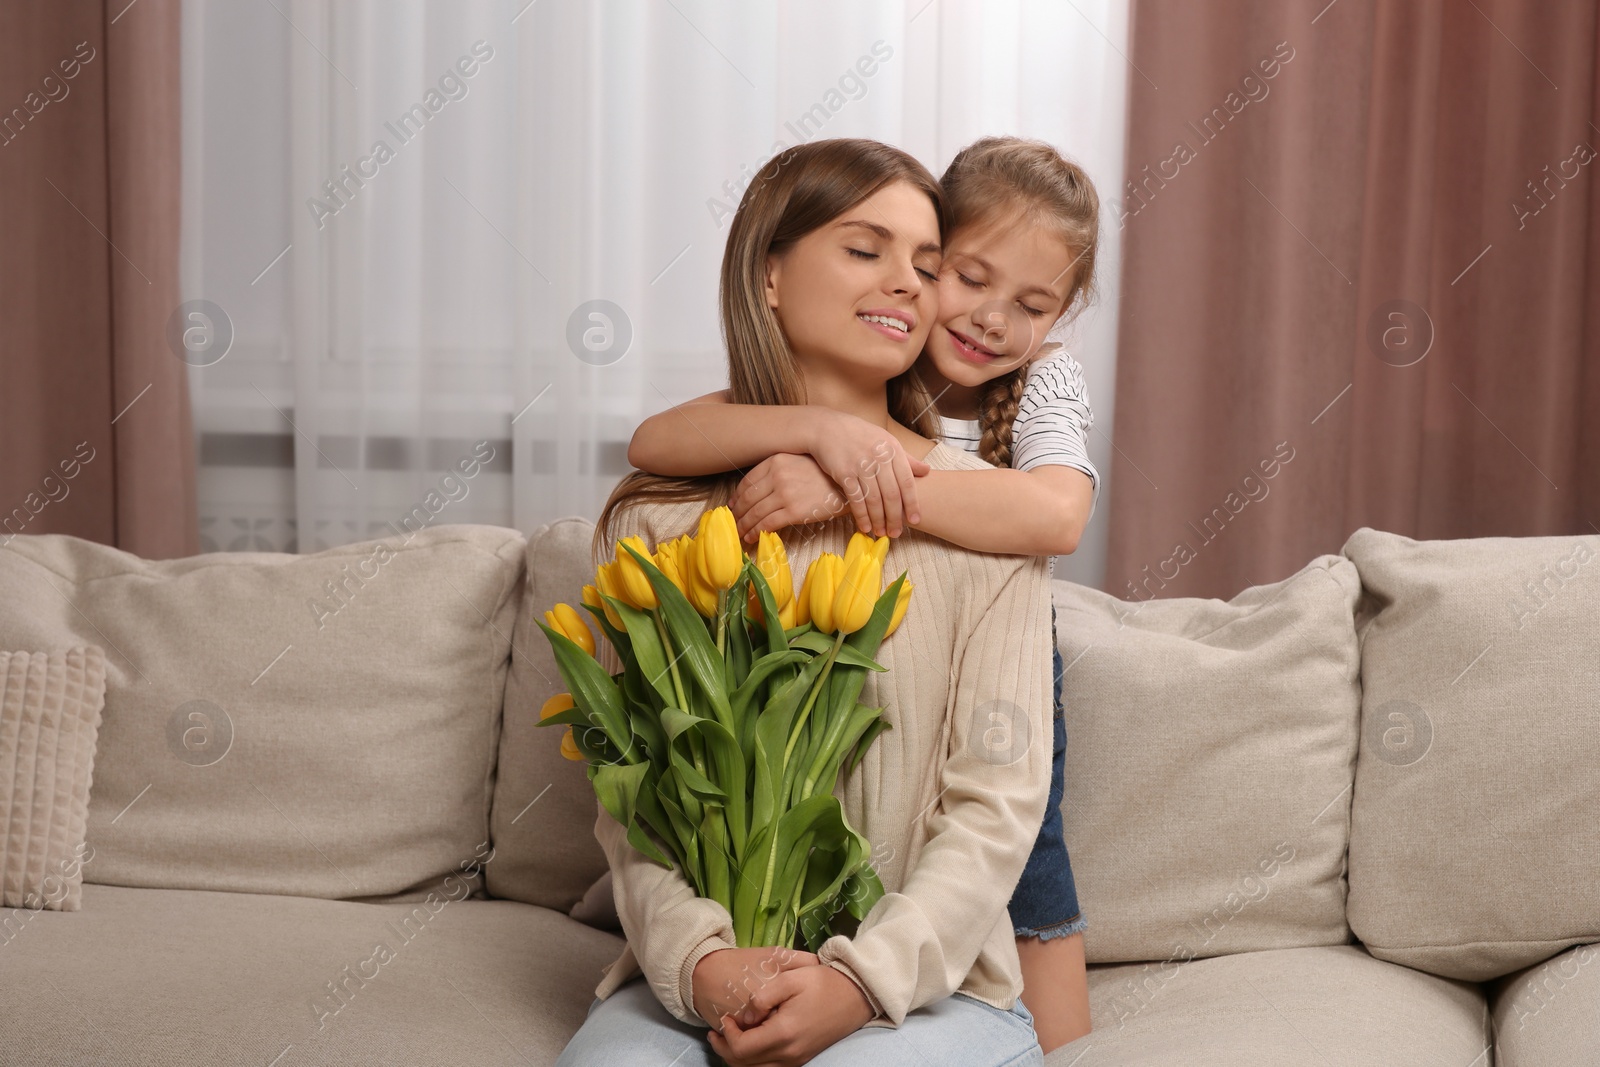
[0,883,623,1066]
[1489,942,1600,1066]
[1053,945,1490,1065]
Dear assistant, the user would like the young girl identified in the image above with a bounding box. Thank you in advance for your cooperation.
[626,136,1100,1053]
[560,139,1055,1066]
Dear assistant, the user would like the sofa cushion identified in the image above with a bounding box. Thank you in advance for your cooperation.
[1342,528,1600,981]
[1490,941,1600,1066]
[1053,555,1362,965]
[0,881,622,1065]
[1074,945,1489,1064]
[488,517,612,911]
[0,646,105,911]
[0,526,524,901]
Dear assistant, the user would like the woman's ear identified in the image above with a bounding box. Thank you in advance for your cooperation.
[764,253,783,310]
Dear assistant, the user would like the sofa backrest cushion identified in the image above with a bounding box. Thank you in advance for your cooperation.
[487,517,610,911]
[0,525,525,901]
[1055,554,1362,965]
[1342,527,1600,981]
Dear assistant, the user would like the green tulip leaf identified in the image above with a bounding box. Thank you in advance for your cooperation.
[619,541,734,725]
[610,598,677,709]
[536,620,631,754]
[592,761,651,829]
[790,630,886,671]
[745,558,789,655]
[626,817,674,869]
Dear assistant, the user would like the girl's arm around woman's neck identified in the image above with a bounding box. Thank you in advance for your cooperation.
[908,464,1091,557]
[627,390,835,477]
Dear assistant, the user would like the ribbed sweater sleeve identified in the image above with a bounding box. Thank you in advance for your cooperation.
[812,548,1054,1026]
[592,802,736,1028]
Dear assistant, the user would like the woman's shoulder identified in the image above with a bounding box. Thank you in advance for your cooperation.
[922,439,997,473]
[599,496,706,559]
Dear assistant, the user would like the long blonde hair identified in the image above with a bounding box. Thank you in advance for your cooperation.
[594,138,947,564]
[938,137,1101,469]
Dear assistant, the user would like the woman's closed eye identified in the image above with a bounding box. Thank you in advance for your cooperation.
[849,247,938,282]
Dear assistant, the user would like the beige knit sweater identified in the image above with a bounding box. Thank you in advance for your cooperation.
[588,440,1054,1030]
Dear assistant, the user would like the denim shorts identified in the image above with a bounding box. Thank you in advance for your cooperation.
[1007,604,1087,941]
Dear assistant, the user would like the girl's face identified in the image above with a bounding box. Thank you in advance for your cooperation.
[923,215,1080,390]
[764,179,942,386]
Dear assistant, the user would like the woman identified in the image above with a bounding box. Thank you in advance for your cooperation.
[560,138,1055,1067]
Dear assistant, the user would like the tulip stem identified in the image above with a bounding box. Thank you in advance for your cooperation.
[781,631,844,783]
[653,613,690,717]
[715,588,727,657]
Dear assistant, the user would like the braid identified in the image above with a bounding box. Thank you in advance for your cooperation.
[976,367,1027,469]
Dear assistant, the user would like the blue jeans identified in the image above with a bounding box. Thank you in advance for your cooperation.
[555,975,1043,1066]
[1007,604,1087,942]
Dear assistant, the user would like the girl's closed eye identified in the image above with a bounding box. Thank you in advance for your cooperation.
[953,270,1047,317]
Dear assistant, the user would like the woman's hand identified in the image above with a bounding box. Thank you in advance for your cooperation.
[692,946,820,1033]
[733,413,930,543]
[707,962,876,1067]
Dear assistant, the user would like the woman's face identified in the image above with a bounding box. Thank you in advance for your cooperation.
[922,214,1079,390]
[763,179,942,386]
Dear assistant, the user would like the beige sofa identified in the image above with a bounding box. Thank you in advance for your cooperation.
[1,518,1595,1065]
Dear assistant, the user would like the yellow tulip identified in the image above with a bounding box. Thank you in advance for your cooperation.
[654,540,688,598]
[593,562,628,627]
[613,536,659,610]
[807,553,844,633]
[580,583,617,632]
[883,578,914,638]
[559,726,584,761]
[681,535,721,617]
[699,506,743,590]
[753,529,793,608]
[842,531,874,572]
[793,556,816,627]
[831,542,884,636]
[541,692,576,721]
[543,603,595,656]
[778,596,799,630]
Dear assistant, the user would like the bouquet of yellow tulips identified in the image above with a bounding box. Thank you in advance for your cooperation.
[535,506,913,950]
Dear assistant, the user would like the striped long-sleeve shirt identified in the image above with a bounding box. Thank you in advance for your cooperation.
[936,344,1100,520]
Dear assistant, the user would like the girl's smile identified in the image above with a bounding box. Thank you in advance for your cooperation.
[945,324,1002,364]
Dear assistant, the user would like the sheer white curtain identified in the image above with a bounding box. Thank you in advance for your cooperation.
[181,0,1128,587]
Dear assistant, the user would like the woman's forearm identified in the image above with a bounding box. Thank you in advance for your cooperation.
[907,468,1089,556]
[628,401,834,476]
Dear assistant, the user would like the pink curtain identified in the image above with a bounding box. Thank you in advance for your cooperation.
[1108,0,1599,600]
[0,0,196,559]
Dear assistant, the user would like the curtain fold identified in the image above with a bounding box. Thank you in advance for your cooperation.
[0,0,196,559]
[1109,0,1599,602]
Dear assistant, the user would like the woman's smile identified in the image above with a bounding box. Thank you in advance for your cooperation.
[858,308,917,342]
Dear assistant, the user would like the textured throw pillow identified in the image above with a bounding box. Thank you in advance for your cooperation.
[1342,527,1600,981]
[1053,554,1363,965]
[1,646,106,912]
[0,526,524,902]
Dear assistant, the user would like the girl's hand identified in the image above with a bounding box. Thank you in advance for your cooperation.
[692,947,820,1032]
[707,963,875,1067]
[732,454,849,542]
[803,411,931,539]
